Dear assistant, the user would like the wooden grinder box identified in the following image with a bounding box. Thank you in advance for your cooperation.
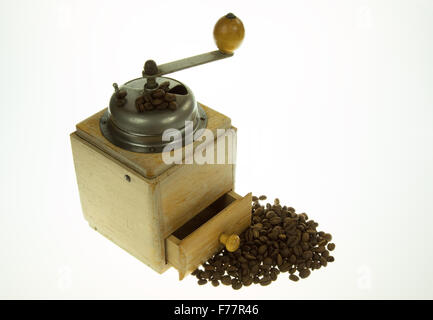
[71,13,248,279]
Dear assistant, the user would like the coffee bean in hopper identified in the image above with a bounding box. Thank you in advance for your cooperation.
[134,81,177,113]
[191,195,335,289]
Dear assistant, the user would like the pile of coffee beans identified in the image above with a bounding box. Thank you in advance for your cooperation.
[192,195,335,289]
[135,81,177,112]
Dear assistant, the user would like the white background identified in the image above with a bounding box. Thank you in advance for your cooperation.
[1,0,432,299]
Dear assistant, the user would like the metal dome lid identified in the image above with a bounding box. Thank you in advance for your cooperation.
[100,75,207,153]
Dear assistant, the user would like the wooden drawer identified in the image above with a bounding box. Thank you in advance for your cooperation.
[166,191,252,279]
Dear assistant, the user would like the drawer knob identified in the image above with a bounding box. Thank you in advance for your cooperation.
[219,233,240,252]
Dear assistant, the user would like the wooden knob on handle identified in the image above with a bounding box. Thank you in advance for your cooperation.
[219,233,240,252]
[213,13,245,54]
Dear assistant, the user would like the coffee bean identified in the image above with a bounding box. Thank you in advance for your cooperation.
[265,210,276,218]
[242,276,253,286]
[244,253,256,260]
[289,274,299,282]
[204,265,215,271]
[213,272,223,280]
[299,269,311,279]
[289,255,297,264]
[221,276,232,286]
[260,279,272,286]
[151,98,163,106]
[252,223,263,229]
[158,81,170,91]
[299,213,308,221]
[315,246,326,253]
[277,254,283,266]
[327,243,336,251]
[152,89,165,99]
[301,242,309,251]
[260,274,271,283]
[303,251,313,260]
[258,245,267,255]
[238,256,248,263]
[211,280,220,287]
[280,247,290,257]
[254,207,264,216]
[270,217,282,225]
[198,279,207,285]
[232,280,243,290]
